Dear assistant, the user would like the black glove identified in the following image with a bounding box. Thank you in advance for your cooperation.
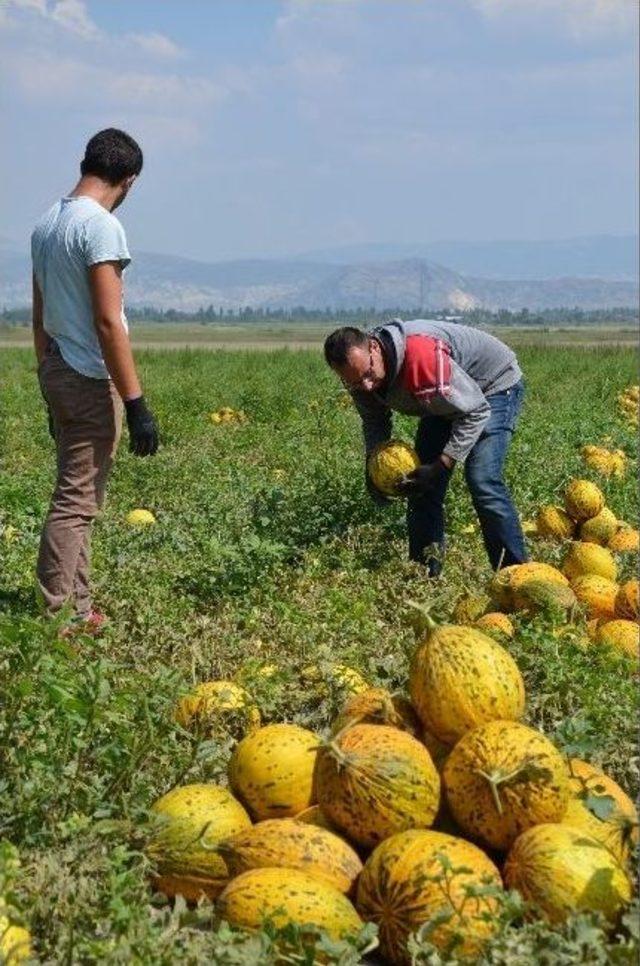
[125,395,159,457]
[396,459,448,496]
[47,407,56,440]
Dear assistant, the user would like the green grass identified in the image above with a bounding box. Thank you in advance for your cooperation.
[1,322,639,349]
[0,346,638,963]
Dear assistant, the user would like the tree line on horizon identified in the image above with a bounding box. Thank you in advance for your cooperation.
[1,304,637,328]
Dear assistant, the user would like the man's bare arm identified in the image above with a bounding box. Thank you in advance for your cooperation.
[32,274,50,364]
[89,261,159,456]
[89,261,142,400]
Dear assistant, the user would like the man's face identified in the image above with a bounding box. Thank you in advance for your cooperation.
[333,338,386,393]
[111,175,137,211]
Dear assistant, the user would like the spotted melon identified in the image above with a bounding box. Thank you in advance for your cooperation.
[216,867,363,942]
[228,723,318,820]
[443,721,570,852]
[331,687,421,738]
[511,579,577,617]
[356,830,502,964]
[608,527,640,553]
[579,508,618,546]
[475,612,515,638]
[367,439,421,497]
[314,723,440,849]
[560,759,638,864]
[451,593,491,624]
[489,562,568,612]
[570,574,619,620]
[174,680,260,737]
[536,506,575,541]
[614,579,639,621]
[595,619,639,660]
[147,784,251,901]
[218,819,362,894]
[409,619,525,745]
[564,479,605,522]
[504,823,631,923]
[563,541,617,582]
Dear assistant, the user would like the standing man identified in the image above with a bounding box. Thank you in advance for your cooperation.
[31,128,159,630]
[324,319,528,576]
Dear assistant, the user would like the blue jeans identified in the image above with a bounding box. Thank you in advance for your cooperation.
[406,379,528,574]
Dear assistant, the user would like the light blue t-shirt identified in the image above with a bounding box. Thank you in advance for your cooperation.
[31,196,131,379]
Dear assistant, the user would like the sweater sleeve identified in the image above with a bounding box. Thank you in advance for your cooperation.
[351,391,393,454]
[428,359,491,463]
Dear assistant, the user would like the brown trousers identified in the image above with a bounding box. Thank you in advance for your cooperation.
[37,343,122,617]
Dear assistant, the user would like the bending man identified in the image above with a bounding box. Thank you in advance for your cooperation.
[31,127,159,631]
[324,319,528,575]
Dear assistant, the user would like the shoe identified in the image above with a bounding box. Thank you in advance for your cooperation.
[59,610,108,639]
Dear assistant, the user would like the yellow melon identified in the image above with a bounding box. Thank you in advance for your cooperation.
[511,579,578,616]
[331,687,421,738]
[475,612,515,638]
[595,620,639,660]
[503,823,631,923]
[536,506,575,541]
[570,575,619,621]
[560,759,638,864]
[608,527,640,553]
[356,830,503,964]
[579,508,619,546]
[409,620,525,745]
[216,867,363,942]
[300,663,368,697]
[228,723,318,820]
[609,450,627,478]
[218,819,363,894]
[0,920,32,964]
[125,508,156,526]
[489,562,568,612]
[564,479,605,522]
[314,723,440,849]
[443,721,570,852]
[367,440,421,497]
[451,593,491,624]
[174,680,260,737]
[581,445,615,477]
[147,784,251,901]
[614,579,639,621]
[563,542,617,582]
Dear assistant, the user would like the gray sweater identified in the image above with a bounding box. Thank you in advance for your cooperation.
[351,319,522,463]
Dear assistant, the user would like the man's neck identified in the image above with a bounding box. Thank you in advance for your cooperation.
[68,176,119,212]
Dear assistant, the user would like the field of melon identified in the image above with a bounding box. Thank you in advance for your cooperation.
[0,344,638,963]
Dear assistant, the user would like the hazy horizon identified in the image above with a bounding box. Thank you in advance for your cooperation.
[1,0,638,263]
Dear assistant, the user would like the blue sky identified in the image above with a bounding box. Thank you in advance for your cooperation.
[1,0,637,261]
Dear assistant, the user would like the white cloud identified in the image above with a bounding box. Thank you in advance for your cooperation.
[469,0,637,39]
[50,0,99,39]
[125,31,184,60]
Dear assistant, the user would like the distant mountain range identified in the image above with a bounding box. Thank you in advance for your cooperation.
[293,235,639,281]
[1,235,637,312]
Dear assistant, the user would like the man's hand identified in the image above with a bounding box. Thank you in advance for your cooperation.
[365,465,390,507]
[397,455,453,496]
[125,396,159,457]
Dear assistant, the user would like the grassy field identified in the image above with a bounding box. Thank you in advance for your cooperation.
[1,322,639,350]
[0,345,638,963]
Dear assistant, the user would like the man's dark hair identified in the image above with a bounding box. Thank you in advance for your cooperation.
[80,128,143,184]
[323,326,369,366]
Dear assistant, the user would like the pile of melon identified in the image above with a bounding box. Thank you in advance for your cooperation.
[617,384,639,430]
[145,603,638,964]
